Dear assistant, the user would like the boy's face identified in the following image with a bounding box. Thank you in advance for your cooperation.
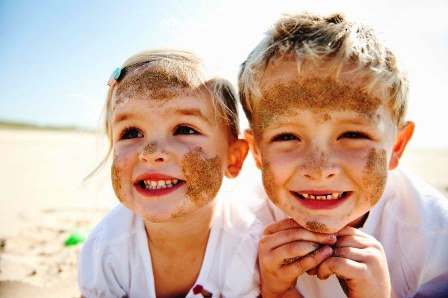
[247,59,401,233]
[110,85,246,223]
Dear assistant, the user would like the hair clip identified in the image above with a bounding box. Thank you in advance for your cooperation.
[107,67,122,86]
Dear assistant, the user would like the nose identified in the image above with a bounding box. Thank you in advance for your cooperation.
[138,141,169,163]
[298,149,339,180]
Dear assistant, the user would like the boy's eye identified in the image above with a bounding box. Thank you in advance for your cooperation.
[174,125,199,135]
[121,127,143,140]
[338,131,369,139]
[272,133,300,142]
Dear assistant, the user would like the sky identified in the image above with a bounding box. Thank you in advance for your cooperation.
[1,0,447,148]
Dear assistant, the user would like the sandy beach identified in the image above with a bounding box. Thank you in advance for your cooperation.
[0,128,447,297]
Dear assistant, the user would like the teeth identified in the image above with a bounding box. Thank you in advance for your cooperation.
[301,192,343,200]
[142,179,180,190]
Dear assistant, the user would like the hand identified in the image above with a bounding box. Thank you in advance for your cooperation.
[315,226,391,298]
[259,218,336,298]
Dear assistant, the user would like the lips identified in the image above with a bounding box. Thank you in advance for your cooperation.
[292,191,351,210]
[134,173,185,196]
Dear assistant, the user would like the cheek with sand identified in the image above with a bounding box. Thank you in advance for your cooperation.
[182,147,223,207]
[111,154,124,202]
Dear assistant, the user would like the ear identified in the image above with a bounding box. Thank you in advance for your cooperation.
[225,139,249,178]
[388,121,415,170]
[244,129,262,169]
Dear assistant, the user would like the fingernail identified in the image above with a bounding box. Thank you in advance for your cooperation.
[322,246,333,257]
[327,235,337,243]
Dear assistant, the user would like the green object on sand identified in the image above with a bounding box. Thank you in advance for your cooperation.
[64,228,90,246]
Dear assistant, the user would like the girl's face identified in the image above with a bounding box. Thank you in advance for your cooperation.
[110,87,241,223]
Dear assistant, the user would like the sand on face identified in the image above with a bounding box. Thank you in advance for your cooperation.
[0,128,446,297]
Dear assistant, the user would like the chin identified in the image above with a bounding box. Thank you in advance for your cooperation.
[295,217,346,234]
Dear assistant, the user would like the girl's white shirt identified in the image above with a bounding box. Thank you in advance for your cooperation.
[78,186,269,298]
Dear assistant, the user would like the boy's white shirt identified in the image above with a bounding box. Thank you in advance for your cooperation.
[78,185,268,298]
[258,167,448,298]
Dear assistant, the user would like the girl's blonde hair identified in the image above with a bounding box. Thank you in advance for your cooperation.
[91,48,240,178]
[239,12,409,128]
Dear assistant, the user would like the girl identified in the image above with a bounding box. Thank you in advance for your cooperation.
[78,49,263,297]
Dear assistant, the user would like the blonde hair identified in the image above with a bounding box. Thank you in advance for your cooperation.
[239,12,409,128]
[92,48,240,177]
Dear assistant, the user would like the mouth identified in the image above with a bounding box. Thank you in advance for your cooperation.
[294,192,349,200]
[291,191,351,210]
[137,179,184,190]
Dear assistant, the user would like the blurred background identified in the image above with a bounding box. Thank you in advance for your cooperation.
[1,0,448,148]
[0,1,447,297]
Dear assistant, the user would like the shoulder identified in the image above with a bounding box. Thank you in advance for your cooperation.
[366,167,448,297]
[78,204,146,296]
[383,167,448,228]
[78,205,151,296]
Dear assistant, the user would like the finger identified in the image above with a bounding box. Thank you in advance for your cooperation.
[260,228,336,252]
[282,246,333,277]
[335,235,373,249]
[317,256,367,280]
[333,246,371,263]
[307,268,317,276]
[335,226,368,237]
[263,218,302,235]
[274,241,321,265]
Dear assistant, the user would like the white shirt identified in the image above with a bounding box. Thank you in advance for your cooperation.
[78,192,267,298]
[259,167,448,298]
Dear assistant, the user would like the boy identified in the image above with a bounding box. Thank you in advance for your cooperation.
[238,12,448,297]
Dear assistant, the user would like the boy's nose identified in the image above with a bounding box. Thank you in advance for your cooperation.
[138,141,169,163]
[298,149,339,180]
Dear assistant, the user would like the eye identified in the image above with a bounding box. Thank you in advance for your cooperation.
[120,127,143,140]
[338,131,369,140]
[272,133,300,142]
[174,125,199,135]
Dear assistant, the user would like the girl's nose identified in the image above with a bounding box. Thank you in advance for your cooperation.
[299,149,339,180]
[138,141,169,163]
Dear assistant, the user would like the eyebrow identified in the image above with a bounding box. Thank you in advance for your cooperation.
[113,107,213,126]
[113,113,136,125]
[167,108,212,125]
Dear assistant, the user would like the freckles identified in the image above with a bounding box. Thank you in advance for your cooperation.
[362,148,388,206]
[182,147,223,207]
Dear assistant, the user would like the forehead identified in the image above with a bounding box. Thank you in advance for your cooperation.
[111,87,216,121]
[115,64,194,101]
[257,59,383,117]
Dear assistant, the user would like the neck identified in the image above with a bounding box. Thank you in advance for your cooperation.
[348,212,369,229]
[144,202,216,254]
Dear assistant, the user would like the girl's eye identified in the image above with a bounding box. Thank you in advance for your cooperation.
[272,133,300,142]
[174,125,199,135]
[121,128,143,140]
[338,131,369,139]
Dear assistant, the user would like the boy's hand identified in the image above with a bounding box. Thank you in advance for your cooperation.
[314,226,391,298]
[259,218,336,298]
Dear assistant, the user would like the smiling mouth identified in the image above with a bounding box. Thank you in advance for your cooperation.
[137,179,184,190]
[294,192,350,201]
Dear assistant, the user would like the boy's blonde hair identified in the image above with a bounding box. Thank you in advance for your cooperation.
[92,48,240,177]
[239,12,409,128]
